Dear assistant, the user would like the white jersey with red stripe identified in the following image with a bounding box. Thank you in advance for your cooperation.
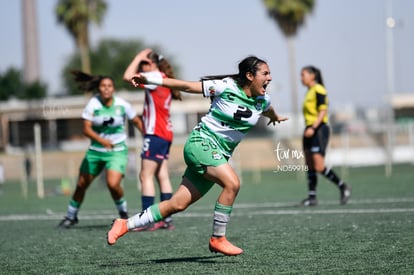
[141,71,173,142]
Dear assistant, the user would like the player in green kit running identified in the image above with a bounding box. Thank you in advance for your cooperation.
[107,56,288,255]
[58,71,143,228]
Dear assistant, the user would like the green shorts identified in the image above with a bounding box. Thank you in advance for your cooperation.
[183,129,228,196]
[80,148,128,176]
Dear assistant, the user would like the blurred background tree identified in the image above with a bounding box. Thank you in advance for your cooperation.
[61,39,180,95]
[262,0,315,117]
[55,0,107,74]
[1,1,179,98]
[0,68,47,100]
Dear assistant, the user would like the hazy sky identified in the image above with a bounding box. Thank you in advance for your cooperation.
[1,0,413,112]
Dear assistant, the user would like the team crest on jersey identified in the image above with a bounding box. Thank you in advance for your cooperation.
[208,86,216,96]
[255,96,264,111]
[211,151,222,160]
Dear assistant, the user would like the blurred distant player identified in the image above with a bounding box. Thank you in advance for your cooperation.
[123,48,181,231]
[300,65,351,206]
[57,71,142,229]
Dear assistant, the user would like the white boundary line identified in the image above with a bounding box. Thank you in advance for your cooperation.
[1,208,414,221]
[0,197,413,221]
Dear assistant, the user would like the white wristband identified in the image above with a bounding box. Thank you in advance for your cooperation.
[145,75,163,86]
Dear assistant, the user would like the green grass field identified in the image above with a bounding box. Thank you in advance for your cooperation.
[1,164,413,274]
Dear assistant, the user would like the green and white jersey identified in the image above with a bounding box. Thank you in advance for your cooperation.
[82,95,137,152]
[200,77,271,156]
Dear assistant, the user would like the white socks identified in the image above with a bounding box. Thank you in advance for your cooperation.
[127,208,155,230]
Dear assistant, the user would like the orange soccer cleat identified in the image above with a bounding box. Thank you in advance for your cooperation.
[107,218,128,245]
[209,236,243,256]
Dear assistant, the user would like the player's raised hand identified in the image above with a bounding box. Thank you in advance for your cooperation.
[267,114,289,126]
[131,74,147,87]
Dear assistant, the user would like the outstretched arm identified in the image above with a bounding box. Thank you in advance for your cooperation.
[131,73,203,94]
[262,106,288,126]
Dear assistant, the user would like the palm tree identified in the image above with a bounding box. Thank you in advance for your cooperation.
[262,0,315,124]
[55,0,107,74]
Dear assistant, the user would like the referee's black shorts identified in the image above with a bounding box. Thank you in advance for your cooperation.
[303,123,330,156]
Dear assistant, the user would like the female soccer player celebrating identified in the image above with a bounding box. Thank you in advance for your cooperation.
[107,56,288,256]
[58,71,143,228]
[300,65,351,206]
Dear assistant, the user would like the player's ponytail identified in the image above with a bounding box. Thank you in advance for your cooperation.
[148,52,182,100]
[71,70,113,92]
[201,56,267,88]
